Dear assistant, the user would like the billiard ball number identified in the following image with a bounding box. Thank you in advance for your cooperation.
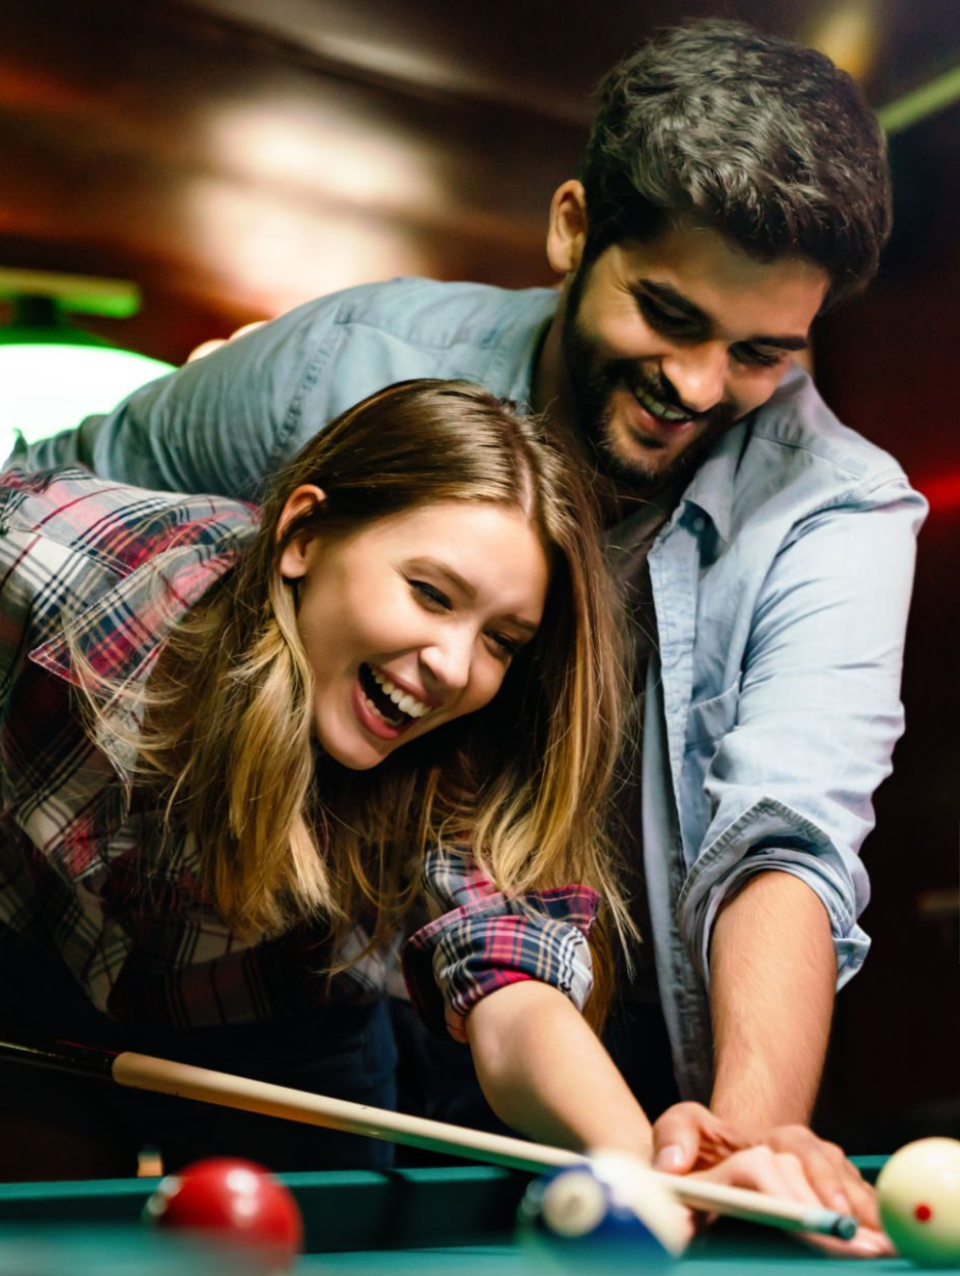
[516,1150,688,1270]
[877,1137,960,1268]
[144,1157,303,1273]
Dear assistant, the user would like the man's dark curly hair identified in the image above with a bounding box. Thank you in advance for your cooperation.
[579,19,891,309]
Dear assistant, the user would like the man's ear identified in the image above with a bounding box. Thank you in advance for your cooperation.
[546,180,589,277]
[277,483,326,579]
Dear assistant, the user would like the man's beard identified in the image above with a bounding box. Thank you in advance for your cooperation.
[560,274,736,497]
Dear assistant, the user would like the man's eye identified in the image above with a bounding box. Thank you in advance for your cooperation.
[733,344,787,369]
[637,295,696,333]
[411,580,451,610]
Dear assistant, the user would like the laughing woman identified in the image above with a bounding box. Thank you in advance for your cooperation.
[0,379,646,1181]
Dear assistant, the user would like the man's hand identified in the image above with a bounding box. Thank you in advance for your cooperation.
[651,1101,890,1257]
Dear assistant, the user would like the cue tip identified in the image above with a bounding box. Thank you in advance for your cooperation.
[797,1206,857,1239]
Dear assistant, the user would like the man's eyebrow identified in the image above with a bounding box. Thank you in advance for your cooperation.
[744,334,810,352]
[637,279,810,351]
[638,279,707,322]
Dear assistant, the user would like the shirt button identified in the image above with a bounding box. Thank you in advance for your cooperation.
[692,516,706,532]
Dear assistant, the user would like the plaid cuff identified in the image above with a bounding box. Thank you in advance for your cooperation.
[402,847,599,1042]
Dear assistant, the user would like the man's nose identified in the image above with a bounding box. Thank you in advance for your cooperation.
[661,342,729,414]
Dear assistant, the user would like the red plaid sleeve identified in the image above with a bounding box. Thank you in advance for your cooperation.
[401,845,600,1043]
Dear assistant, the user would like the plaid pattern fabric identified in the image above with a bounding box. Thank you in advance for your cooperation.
[1,466,598,1034]
[403,849,599,1042]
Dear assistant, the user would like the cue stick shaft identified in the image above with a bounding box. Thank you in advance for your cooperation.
[110,1050,853,1239]
[0,1035,854,1239]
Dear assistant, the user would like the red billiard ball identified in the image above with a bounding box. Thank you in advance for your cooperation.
[144,1158,303,1272]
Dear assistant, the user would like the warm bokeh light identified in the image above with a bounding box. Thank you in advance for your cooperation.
[184,177,427,310]
[206,100,443,211]
[804,1,883,82]
[187,320,266,363]
[0,344,174,463]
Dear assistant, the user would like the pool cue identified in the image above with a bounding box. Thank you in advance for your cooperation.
[0,1033,855,1240]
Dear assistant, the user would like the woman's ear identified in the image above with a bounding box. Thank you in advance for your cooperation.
[546,180,589,277]
[277,484,326,580]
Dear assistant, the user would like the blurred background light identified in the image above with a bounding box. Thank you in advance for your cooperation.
[0,270,174,463]
[206,100,443,210]
[184,178,426,307]
[804,0,883,82]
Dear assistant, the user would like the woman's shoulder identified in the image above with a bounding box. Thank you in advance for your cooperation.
[1,465,258,570]
[1,466,258,683]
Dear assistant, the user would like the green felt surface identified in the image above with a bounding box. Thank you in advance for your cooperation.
[0,1159,946,1275]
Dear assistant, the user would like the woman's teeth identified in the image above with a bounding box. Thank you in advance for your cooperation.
[370,667,433,720]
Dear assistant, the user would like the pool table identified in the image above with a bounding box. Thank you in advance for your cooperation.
[0,1158,933,1274]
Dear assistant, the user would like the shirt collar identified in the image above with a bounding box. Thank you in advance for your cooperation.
[497,289,559,409]
[676,420,752,546]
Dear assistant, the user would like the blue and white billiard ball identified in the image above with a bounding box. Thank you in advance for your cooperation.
[517,1151,688,1271]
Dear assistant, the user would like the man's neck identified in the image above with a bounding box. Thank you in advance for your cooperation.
[531,305,570,425]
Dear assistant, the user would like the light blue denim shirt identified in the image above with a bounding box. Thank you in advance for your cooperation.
[10,277,927,1099]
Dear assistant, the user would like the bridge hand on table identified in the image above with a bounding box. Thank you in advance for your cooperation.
[651,1102,893,1258]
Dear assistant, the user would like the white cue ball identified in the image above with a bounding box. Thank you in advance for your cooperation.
[877,1137,960,1267]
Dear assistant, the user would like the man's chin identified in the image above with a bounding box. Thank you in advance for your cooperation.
[594,406,734,497]
[594,427,692,493]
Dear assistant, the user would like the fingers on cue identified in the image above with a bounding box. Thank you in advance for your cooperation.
[775,1134,880,1229]
[653,1104,710,1173]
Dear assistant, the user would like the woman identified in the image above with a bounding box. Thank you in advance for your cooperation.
[0,378,647,1181]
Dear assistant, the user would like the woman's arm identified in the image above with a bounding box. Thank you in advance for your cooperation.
[465,979,653,1158]
[465,979,890,1258]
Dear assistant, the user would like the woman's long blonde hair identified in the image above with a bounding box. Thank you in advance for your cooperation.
[117,380,634,1020]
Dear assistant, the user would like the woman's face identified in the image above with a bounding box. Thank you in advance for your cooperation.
[279,491,551,770]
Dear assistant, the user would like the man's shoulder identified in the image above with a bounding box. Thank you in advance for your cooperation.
[261,277,558,423]
[293,276,558,348]
[684,368,925,545]
[749,365,907,490]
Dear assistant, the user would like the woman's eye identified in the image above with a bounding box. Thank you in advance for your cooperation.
[410,579,452,610]
[487,631,520,660]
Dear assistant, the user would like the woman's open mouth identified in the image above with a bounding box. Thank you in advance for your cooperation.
[357,663,434,732]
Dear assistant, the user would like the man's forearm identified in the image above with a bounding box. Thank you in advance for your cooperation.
[708,870,837,1130]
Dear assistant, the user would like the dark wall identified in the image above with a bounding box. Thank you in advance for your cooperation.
[815,105,960,1143]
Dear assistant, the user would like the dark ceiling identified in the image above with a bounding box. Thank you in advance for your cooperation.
[2,0,959,362]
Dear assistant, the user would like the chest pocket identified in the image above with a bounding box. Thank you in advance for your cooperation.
[679,678,741,861]
[684,679,741,752]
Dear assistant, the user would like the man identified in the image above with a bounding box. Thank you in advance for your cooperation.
[13,18,924,1240]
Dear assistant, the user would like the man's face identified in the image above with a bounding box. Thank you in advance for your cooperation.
[560,219,830,493]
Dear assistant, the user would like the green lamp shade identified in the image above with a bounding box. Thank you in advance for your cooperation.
[0,341,175,464]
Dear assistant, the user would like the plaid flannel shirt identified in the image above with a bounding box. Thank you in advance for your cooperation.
[0,467,597,1036]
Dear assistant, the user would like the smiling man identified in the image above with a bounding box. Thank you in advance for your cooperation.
[11,18,926,1247]
[540,207,829,493]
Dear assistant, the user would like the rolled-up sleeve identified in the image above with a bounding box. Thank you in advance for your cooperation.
[677,483,924,987]
[402,846,600,1042]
